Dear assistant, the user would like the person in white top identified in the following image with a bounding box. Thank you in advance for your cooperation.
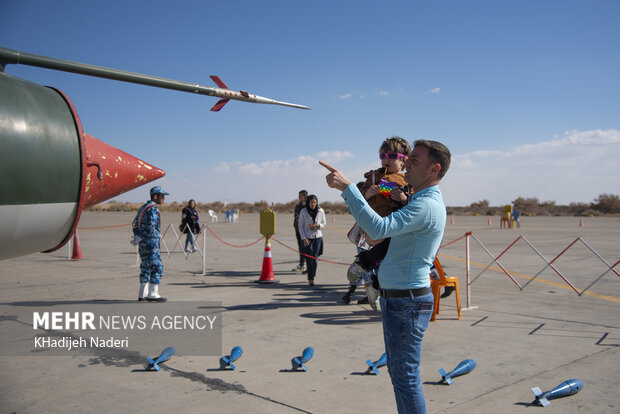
[297,194,327,286]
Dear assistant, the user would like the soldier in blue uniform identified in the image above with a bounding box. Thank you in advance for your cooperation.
[132,186,169,302]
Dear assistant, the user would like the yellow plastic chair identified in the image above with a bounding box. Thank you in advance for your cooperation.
[501,204,512,229]
[430,257,461,321]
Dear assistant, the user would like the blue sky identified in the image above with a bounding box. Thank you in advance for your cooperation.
[2,0,619,206]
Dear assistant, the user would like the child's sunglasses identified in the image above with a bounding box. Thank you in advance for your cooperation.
[380,153,408,160]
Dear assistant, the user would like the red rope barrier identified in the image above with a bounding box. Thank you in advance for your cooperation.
[203,224,264,248]
[439,233,467,250]
[271,237,350,266]
[78,223,131,230]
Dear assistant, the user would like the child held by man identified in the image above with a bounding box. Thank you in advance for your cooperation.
[343,136,412,308]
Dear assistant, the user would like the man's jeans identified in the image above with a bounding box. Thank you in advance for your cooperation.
[380,292,434,414]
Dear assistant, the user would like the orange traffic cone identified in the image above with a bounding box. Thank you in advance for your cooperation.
[256,239,278,284]
[579,217,584,227]
[71,231,83,260]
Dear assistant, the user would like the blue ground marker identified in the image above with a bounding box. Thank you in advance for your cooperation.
[291,347,314,372]
[531,379,583,407]
[146,347,175,371]
[365,352,387,375]
[438,359,476,385]
[219,346,243,370]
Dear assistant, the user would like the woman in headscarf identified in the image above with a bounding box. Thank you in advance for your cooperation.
[297,194,326,286]
[181,199,200,252]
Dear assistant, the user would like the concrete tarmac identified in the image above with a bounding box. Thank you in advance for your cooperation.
[1,212,619,413]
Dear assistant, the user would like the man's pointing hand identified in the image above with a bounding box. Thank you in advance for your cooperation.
[320,161,352,191]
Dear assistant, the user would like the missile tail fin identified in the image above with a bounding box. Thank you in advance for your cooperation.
[210,99,230,111]
[210,75,229,89]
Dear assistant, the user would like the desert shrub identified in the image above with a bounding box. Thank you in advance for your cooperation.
[84,193,619,216]
[591,194,620,214]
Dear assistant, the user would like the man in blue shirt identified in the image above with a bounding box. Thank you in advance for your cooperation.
[321,139,451,414]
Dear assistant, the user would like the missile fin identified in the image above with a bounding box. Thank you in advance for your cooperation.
[210,98,230,111]
[210,75,229,89]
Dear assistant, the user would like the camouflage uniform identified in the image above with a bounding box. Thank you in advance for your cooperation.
[133,200,163,284]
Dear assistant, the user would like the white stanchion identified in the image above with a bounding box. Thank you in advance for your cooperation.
[200,224,207,275]
[463,232,477,311]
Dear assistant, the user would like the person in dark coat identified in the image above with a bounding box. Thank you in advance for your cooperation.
[181,199,200,252]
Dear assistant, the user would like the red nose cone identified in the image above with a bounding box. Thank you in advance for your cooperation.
[82,133,165,208]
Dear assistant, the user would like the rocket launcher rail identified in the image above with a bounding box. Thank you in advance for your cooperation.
[0,46,310,111]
